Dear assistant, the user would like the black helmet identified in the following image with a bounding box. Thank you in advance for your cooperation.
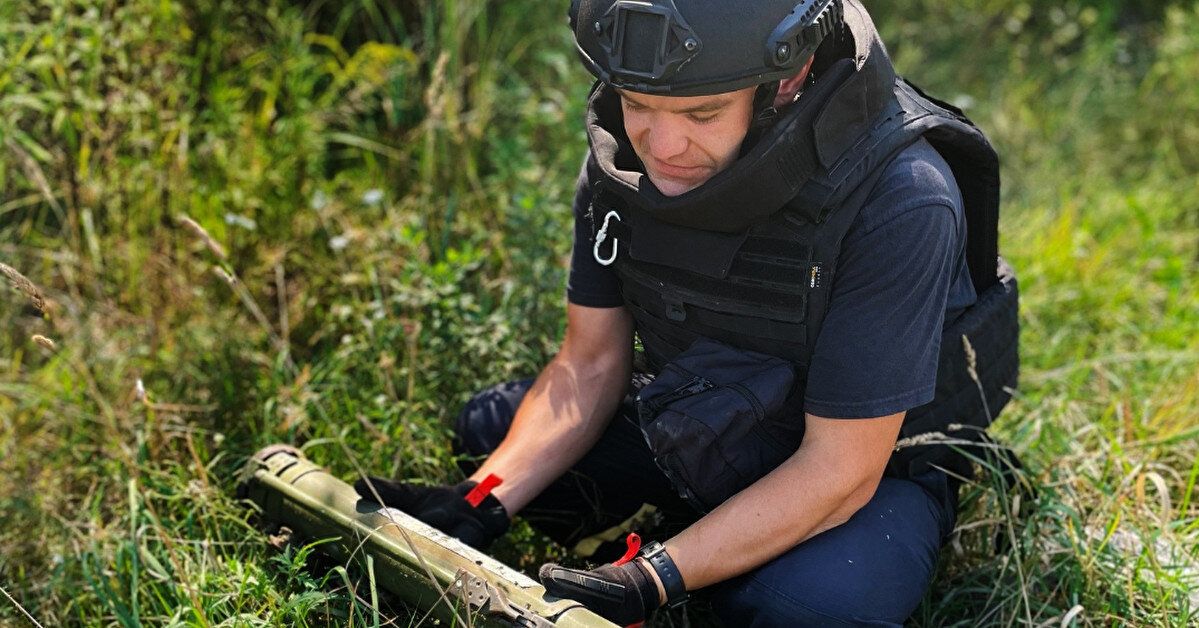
[570,0,843,96]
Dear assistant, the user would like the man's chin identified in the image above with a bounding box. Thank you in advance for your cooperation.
[648,173,703,197]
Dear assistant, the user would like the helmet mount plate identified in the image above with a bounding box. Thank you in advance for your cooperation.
[595,0,702,86]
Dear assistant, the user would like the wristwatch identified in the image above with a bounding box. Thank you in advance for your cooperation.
[639,541,689,608]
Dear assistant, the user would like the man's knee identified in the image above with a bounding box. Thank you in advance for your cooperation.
[708,478,945,627]
[454,378,535,457]
[710,568,910,627]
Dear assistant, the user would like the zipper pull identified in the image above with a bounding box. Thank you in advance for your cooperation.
[682,377,714,394]
[645,376,714,414]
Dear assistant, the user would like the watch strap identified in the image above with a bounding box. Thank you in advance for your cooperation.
[640,541,688,608]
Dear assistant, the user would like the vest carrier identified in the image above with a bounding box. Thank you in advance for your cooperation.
[583,0,1019,482]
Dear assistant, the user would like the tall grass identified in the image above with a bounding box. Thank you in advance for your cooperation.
[2,0,1197,625]
[875,2,1199,624]
[2,0,578,624]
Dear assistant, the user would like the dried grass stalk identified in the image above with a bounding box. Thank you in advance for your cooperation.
[213,267,237,285]
[31,335,56,350]
[1,262,47,312]
[178,215,228,260]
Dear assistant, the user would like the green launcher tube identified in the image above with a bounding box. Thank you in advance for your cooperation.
[238,445,618,628]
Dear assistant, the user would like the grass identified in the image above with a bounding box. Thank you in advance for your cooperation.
[1,0,1197,625]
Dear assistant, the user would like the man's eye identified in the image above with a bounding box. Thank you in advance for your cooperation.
[689,113,717,124]
[623,101,646,112]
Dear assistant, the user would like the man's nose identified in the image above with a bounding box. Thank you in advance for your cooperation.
[646,117,688,160]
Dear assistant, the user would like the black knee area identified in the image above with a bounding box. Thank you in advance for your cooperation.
[453,378,536,460]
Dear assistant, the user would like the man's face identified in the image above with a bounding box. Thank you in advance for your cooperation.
[618,86,756,197]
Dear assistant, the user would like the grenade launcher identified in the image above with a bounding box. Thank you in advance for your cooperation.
[238,445,618,628]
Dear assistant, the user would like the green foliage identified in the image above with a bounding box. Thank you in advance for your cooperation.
[2,0,1197,626]
[873,2,1199,625]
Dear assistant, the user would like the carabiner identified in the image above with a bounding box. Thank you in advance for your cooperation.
[592,210,622,267]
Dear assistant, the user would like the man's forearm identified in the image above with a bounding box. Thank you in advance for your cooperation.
[470,351,630,514]
[662,412,904,591]
[466,303,635,515]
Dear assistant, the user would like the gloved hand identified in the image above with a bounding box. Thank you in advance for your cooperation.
[539,560,661,626]
[353,477,509,549]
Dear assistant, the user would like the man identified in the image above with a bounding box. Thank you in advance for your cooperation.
[358,0,1018,625]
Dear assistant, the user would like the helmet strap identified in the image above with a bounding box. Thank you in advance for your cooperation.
[741,79,788,154]
[751,81,781,130]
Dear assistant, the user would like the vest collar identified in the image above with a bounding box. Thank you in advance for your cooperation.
[585,0,897,233]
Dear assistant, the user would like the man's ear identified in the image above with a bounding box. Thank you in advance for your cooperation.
[773,56,815,108]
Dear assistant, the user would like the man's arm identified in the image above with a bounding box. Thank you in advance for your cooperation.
[468,302,634,515]
[660,411,904,591]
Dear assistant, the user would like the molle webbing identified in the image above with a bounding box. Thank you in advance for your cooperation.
[593,205,819,371]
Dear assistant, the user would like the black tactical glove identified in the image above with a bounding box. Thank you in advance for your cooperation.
[353,477,509,549]
[539,560,661,626]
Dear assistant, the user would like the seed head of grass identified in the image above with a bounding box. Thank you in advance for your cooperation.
[178,215,228,261]
[31,335,56,350]
[1,262,47,313]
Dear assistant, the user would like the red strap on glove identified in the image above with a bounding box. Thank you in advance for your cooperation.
[463,473,503,507]
[613,532,642,566]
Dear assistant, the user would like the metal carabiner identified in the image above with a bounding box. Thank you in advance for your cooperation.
[592,210,622,267]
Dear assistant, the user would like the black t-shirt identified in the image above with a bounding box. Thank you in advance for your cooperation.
[566,138,977,419]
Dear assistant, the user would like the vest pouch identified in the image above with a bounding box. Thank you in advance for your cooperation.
[636,338,801,513]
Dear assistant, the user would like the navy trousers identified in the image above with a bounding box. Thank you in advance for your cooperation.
[456,378,955,627]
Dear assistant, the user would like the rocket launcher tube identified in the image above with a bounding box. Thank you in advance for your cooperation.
[238,445,618,628]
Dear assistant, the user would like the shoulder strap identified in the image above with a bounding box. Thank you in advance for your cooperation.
[897,79,1001,292]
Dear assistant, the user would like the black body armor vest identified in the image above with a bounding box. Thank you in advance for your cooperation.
[583,0,1018,478]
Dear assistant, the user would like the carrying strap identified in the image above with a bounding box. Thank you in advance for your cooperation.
[902,80,1001,292]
